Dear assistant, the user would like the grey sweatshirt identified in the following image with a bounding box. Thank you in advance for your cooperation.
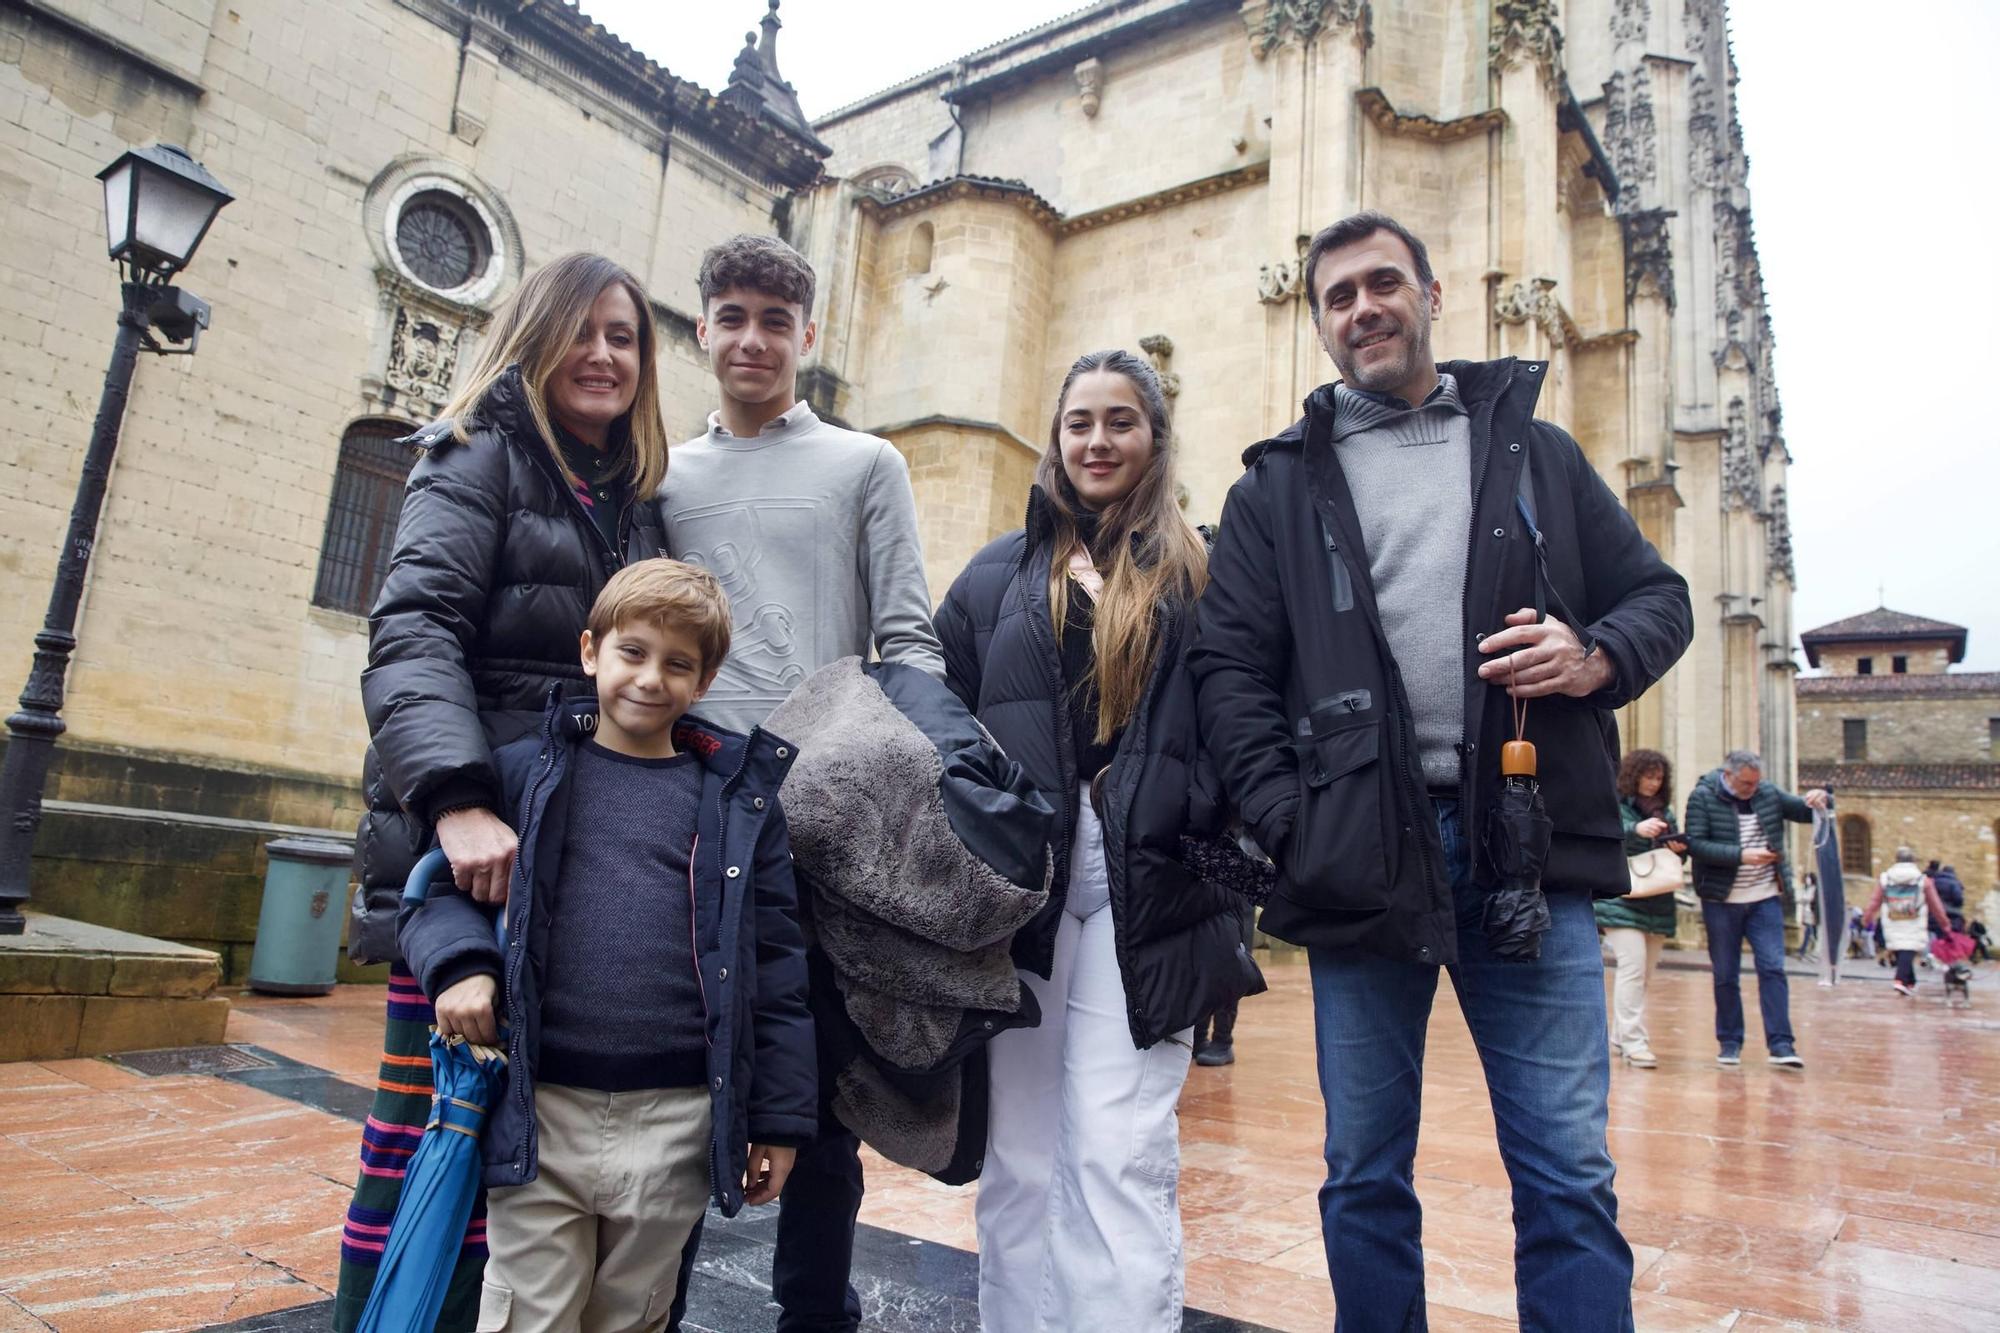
[1330,375,1472,789]
[659,401,945,733]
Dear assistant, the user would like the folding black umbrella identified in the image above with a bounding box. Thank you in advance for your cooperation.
[1482,731,1553,961]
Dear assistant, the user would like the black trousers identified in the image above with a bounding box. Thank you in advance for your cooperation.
[1893,949,1919,987]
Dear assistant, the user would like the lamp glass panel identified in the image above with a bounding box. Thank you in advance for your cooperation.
[131,163,220,267]
[101,159,133,257]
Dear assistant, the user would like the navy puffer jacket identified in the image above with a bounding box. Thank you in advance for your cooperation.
[934,487,1265,1049]
[397,693,816,1211]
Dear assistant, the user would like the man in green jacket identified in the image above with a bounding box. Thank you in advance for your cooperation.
[1683,749,1828,1069]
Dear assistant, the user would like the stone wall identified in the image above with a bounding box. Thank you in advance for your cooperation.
[1811,643,1956,677]
[1799,685,2000,765]
[1820,790,1999,898]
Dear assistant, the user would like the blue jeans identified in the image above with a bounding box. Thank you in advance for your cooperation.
[1307,800,1632,1333]
[1700,896,1793,1051]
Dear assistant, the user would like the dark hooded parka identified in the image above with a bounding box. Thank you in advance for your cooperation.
[1189,357,1694,967]
[349,365,667,964]
[934,487,1265,1050]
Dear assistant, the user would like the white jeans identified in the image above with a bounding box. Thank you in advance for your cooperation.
[1603,927,1664,1055]
[977,789,1195,1333]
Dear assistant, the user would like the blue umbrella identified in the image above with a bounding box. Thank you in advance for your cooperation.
[356,848,508,1333]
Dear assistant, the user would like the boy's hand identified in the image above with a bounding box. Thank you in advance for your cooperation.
[436,808,518,905]
[434,974,500,1046]
[742,1143,796,1206]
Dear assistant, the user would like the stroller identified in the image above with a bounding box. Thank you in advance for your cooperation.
[1931,926,1977,1007]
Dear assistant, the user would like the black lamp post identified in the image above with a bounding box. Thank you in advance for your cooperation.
[0,143,233,935]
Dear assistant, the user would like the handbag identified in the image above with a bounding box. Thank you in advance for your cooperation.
[1625,848,1681,899]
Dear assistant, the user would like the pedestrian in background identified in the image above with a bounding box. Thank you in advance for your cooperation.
[1865,847,1953,997]
[1595,749,1683,1069]
[1683,750,1827,1070]
[1796,872,1820,960]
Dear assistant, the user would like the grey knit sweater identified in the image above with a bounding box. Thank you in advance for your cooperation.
[1330,375,1472,788]
[659,401,945,733]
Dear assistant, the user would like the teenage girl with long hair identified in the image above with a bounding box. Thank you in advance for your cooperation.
[936,349,1264,1331]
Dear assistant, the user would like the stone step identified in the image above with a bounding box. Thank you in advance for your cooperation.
[0,913,228,1061]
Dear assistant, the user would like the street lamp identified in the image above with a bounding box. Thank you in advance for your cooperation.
[0,144,232,934]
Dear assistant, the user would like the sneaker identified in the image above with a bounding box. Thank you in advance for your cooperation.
[1770,1046,1805,1070]
[1194,1041,1234,1067]
[1622,1047,1657,1069]
[1717,1044,1742,1066]
[1893,980,1915,997]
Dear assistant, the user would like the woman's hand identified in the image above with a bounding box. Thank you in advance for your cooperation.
[434,974,500,1046]
[1634,817,1668,839]
[436,807,518,905]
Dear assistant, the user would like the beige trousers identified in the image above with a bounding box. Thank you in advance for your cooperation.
[477,1082,712,1332]
[1603,928,1664,1056]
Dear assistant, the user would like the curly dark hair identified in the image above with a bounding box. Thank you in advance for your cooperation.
[1616,748,1672,812]
[696,234,815,316]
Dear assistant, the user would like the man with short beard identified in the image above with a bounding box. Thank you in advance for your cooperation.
[1190,211,1693,1331]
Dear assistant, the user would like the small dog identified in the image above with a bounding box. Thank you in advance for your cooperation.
[1944,961,1974,1007]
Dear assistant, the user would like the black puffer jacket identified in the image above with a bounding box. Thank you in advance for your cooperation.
[934,488,1265,1049]
[349,366,667,964]
[1191,358,1693,965]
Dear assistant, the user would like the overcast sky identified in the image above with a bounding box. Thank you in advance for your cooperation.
[588,0,2000,670]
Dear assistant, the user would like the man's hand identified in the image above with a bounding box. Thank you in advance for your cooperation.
[743,1144,797,1206]
[1634,817,1669,839]
[1476,609,1615,699]
[1743,848,1781,867]
[435,807,518,905]
[434,974,500,1046]
[1803,788,1830,811]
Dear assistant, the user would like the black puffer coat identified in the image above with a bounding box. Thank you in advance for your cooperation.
[348,366,667,964]
[934,488,1265,1049]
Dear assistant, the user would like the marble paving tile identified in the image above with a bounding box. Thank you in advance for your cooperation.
[1835,1212,2000,1269]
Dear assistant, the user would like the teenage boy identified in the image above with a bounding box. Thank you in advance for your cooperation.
[658,234,944,1333]
[398,559,816,1330]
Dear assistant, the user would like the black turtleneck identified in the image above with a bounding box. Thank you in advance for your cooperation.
[1061,511,1120,782]
[553,421,630,553]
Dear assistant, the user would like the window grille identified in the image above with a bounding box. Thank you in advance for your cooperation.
[312,422,416,616]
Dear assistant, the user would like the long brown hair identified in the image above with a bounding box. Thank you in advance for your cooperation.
[1617,748,1673,815]
[437,252,669,496]
[1038,349,1208,743]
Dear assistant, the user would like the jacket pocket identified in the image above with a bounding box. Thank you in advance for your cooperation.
[1283,719,1393,914]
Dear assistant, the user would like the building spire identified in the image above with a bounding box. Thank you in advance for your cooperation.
[721,0,823,148]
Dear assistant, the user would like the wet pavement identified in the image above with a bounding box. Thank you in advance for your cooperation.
[1,952,1995,1330]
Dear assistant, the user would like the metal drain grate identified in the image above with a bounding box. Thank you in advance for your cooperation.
[110,1044,278,1077]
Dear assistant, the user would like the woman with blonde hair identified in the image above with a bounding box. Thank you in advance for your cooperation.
[335,252,669,1330]
[936,349,1265,1331]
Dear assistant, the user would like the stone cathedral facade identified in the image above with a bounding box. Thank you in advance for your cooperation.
[0,0,1795,965]
[793,0,1798,803]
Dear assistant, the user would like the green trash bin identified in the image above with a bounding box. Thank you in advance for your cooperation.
[248,836,355,996]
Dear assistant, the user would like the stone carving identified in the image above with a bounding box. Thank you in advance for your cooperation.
[385,303,468,412]
[1494,276,1581,347]
[1685,0,1717,57]
[1490,0,1563,84]
[1248,0,1368,60]
[1687,68,1720,188]
[1722,396,1762,511]
[1257,234,1312,305]
[1075,57,1103,117]
[1611,0,1650,45]
[1765,484,1795,582]
[1139,333,1182,397]
[1602,67,1657,209]
[1620,208,1675,309]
